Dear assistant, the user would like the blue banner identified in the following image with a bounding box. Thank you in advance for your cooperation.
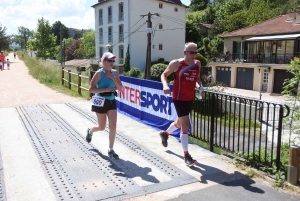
[116,75,181,139]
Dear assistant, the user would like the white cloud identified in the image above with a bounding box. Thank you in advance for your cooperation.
[0,0,94,35]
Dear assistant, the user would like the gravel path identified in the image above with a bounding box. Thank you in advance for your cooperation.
[0,52,85,108]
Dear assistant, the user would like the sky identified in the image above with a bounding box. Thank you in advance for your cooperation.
[0,0,190,36]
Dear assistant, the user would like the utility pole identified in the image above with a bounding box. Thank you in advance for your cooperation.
[141,12,159,79]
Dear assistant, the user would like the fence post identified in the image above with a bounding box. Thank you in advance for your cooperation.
[68,70,71,89]
[210,93,215,152]
[276,106,284,170]
[78,72,81,95]
[288,145,300,184]
[62,67,64,85]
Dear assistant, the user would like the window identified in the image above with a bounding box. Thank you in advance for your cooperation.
[119,45,124,64]
[99,28,103,44]
[159,3,163,8]
[108,6,112,23]
[159,44,163,50]
[119,3,124,21]
[159,24,163,29]
[99,9,103,25]
[174,7,178,12]
[100,47,104,59]
[108,26,113,43]
[119,25,124,42]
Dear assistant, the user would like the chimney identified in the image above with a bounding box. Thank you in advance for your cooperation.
[287,9,296,21]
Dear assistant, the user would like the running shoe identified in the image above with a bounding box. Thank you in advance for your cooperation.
[86,128,93,143]
[108,150,119,159]
[184,153,197,167]
[159,131,169,147]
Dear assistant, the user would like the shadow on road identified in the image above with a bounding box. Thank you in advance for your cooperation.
[90,148,159,184]
[166,150,264,194]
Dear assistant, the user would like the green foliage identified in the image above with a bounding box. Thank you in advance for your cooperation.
[124,67,142,78]
[0,23,10,51]
[211,35,224,54]
[189,0,208,11]
[32,17,57,60]
[16,26,33,50]
[185,18,201,44]
[282,57,300,143]
[195,53,208,67]
[77,30,95,59]
[151,57,165,66]
[123,44,130,72]
[150,63,168,82]
[51,21,69,46]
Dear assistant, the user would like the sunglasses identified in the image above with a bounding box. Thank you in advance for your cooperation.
[105,59,115,63]
[186,51,197,55]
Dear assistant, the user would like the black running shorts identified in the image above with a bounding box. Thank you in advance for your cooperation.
[92,99,117,114]
[173,99,193,117]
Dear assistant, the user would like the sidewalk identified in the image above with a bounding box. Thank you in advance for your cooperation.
[0,53,299,200]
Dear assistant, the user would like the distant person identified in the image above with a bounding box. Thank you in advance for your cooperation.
[86,52,123,159]
[159,42,202,167]
[0,60,2,71]
[14,52,16,59]
[0,51,5,69]
[6,59,10,70]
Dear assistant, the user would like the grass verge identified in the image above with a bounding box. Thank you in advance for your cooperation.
[18,52,90,100]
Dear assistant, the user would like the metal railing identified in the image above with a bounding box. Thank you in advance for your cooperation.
[119,12,124,21]
[211,53,300,64]
[191,91,290,170]
[108,15,112,23]
[119,33,124,42]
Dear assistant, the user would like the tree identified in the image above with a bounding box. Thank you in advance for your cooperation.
[0,23,9,51]
[124,44,131,72]
[77,30,95,59]
[65,40,82,61]
[34,17,57,60]
[16,26,32,49]
[51,21,69,46]
[189,0,208,11]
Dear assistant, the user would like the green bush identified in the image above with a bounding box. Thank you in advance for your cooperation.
[124,67,142,78]
[151,58,165,66]
[150,63,168,82]
[196,53,208,67]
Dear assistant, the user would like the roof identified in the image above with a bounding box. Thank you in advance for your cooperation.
[64,59,90,67]
[199,23,213,29]
[222,14,300,38]
[92,0,186,8]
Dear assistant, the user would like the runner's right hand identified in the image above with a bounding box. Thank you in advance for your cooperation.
[163,86,171,95]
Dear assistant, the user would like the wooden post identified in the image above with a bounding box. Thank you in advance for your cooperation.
[62,67,64,85]
[78,72,81,95]
[68,70,71,89]
[289,145,300,183]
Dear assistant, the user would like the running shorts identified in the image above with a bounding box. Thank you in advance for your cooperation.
[92,99,117,114]
[173,99,193,117]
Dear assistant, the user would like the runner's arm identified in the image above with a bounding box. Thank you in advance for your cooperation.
[161,60,179,94]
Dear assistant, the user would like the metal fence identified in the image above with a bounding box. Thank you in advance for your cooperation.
[191,91,290,170]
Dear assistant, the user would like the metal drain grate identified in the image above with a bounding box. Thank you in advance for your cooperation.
[0,147,6,201]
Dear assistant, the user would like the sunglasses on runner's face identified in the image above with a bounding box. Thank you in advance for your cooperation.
[105,59,115,62]
[186,51,197,55]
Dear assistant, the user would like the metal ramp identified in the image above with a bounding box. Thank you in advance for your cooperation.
[14,104,197,200]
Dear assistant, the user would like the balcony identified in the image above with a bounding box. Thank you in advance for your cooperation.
[118,58,124,64]
[210,53,298,64]
[108,15,112,23]
[119,12,124,21]
[119,33,124,42]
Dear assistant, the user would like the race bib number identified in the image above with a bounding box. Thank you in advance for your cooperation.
[92,96,105,107]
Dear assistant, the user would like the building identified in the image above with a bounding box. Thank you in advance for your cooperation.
[68,28,82,39]
[198,23,213,39]
[210,10,300,94]
[92,0,187,71]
